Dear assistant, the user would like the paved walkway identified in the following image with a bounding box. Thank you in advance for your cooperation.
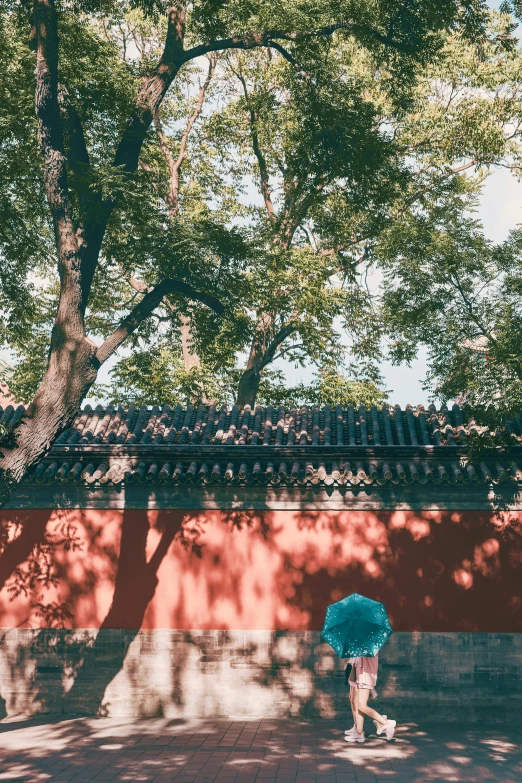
[0,717,520,783]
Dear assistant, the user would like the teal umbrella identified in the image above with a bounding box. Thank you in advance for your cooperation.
[321,593,392,658]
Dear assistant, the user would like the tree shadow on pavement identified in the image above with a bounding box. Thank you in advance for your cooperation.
[0,717,521,783]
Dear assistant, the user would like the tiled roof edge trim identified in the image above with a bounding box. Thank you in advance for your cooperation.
[45,444,522,458]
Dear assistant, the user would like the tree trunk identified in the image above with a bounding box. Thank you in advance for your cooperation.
[0,340,98,506]
[52,509,181,715]
[236,317,296,408]
[0,0,100,507]
[237,366,262,408]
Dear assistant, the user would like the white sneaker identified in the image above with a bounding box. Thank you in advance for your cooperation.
[373,715,387,735]
[344,725,357,737]
[345,731,365,743]
[385,719,396,741]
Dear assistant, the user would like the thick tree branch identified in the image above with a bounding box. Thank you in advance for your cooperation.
[57,82,99,240]
[33,1,76,270]
[113,5,186,175]
[268,41,309,80]
[78,5,187,310]
[57,84,90,170]
[254,323,297,373]
[32,0,86,345]
[96,279,224,365]
[126,276,204,374]
[183,22,415,62]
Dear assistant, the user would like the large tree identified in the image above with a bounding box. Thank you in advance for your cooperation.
[0,0,494,503]
[82,6,522,410]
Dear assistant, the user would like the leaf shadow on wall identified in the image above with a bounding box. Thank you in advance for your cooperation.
[115,504,522,722]
[15,509,187,716]
[0,510,56,595]
[285,507,522,633]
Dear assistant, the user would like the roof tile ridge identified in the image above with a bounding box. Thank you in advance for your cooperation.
[405,405,419,446]
[393,405,406,445]
[114,403,136,444]
[91,405,115,444]
[191,403,207,444]
[335,403,344,446]
[323,404,331,446]
[263,404,274,446]
[238,405,251,445]
[165,403,185,443]
[152,405,172,444]
[65,405,93,445]
[127,404,149,444]
[312,405,321,446]
[214,405,229,443]
[178,404,194,445]
[347,404,356,446]
[382,406,394,445]
[298,405,309,446]
[370,405,381,446]
[286,405,297,445]
[359,405,369,446]
[225,404,240,444]
[141,404,161,444]
[201,403,218,444]
[275,405,285,445]
[250,405,263,445]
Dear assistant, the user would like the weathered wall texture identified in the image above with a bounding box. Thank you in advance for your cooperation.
[0,507,521,720]
[1,630,521,721]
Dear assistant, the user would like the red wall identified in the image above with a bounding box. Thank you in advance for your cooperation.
[0,507,521,632]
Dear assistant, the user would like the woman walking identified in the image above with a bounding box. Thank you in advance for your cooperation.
[345,655,396,743]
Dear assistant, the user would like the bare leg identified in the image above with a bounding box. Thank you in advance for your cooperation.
[348,685,357,728]
[356,687,387,732]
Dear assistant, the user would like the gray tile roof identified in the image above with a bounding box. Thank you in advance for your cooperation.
[2,402,521,489]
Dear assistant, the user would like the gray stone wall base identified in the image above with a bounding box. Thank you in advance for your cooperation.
[1,630,520,722]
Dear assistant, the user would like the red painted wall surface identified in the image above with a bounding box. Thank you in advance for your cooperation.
[0,508,521,632]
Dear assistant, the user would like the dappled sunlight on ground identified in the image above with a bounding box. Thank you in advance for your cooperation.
[0,717,521,782]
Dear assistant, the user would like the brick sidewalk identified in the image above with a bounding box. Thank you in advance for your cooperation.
[0,717,520,783]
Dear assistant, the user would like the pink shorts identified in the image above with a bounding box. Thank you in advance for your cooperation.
[348,680,372,690]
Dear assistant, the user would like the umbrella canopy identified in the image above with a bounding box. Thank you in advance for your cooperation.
[321,593,392,658]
